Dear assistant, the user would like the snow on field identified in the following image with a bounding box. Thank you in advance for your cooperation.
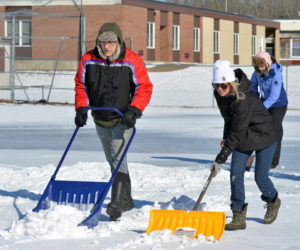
[0,65,299,249]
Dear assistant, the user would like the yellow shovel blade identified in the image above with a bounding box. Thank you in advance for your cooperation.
[146,210,226,240]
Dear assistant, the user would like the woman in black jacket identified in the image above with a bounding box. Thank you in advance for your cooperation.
[211,60,281,231]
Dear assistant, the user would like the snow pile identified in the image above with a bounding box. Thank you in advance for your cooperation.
[0,162,228,249]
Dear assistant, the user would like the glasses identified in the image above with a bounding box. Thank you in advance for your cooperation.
[100,41,117,46]
[212,83,229,90]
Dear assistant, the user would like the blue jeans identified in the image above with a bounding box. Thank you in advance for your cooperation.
[230,142,277,211]
[95,122,133,175]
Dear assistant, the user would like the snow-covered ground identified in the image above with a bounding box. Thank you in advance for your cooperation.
[0,66,299,249]
[1,64,300,109]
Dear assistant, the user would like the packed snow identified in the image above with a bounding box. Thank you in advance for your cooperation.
[0,65,299,249]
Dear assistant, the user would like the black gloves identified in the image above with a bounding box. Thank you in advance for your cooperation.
[122,106,142,128]
[75,107,88,127]
[215,146,231,164]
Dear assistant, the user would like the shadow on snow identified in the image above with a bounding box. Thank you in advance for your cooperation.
[152,156,300,182]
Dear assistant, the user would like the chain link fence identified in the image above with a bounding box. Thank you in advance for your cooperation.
[0,60,299,109]
[0,1,85,104]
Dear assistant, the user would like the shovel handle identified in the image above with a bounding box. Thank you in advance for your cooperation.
[192,168,215,211]
[84,106,124,118]
[51,107,124,180]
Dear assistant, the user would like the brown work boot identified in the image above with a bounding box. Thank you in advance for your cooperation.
[264,196,281,224]
[225,204,248,231]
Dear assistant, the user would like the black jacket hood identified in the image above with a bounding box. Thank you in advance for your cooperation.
[234,68,252,94]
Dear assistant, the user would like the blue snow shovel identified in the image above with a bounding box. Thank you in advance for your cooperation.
[32,107,136,228]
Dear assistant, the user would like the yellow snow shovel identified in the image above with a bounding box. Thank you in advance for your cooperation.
[146,167,226,240]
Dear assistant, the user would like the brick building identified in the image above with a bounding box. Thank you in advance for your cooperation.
[0,0,280,70]
[275,19,300,65]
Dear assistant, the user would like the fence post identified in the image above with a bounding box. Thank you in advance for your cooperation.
[80,13,86,57]
[10,16,15,102]
[42,85,45,100]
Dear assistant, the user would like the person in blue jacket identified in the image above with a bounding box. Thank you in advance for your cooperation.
[251,52,288,169]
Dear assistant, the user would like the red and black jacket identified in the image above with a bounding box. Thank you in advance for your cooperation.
[75,44,153,121]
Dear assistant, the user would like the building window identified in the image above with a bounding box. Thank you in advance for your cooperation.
[147,22,155,49]
[259,36,264,52]
[291,39,300,57]
[5,20,32,46]
[214,30,220,53]
[252,35,257,56]
[193,27,200,52]
[234,33,239,55]
[172,25,180,50]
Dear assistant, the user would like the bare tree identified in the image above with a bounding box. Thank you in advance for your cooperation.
[281,0,300,19]
[227,0,245,15]
[162,0,300,19]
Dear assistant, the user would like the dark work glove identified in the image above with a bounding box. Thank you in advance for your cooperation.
[122,106,142,128]
[75,107,88,127]
[215,146,231,164]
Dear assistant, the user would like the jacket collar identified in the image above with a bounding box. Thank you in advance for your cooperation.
[93,42,126,61]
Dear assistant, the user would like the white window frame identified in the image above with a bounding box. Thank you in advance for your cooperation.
[234,33,239,55]
[252,35,257,56]
[5,20,32,47]
[172,25,180,50]
[214,30,220,53]
[259,36,264,52]
[291,39,300,58]
[193,27,200,52]
[147,22,155,49]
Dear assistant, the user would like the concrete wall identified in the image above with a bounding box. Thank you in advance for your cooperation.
[220,19,234,63]
[239,23,252,65]
[202,17,214,64]
[15,59,78,71]
[279,20,300,31]
[257,25,266,52]
[275,29,280,62]
[0,42,10,86]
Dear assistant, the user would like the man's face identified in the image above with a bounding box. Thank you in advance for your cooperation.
[100,41,117,57]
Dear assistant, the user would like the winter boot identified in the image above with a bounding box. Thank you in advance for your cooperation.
[122,178,135,212]
[106,178,124,221]
[106,172,134,221]
[225,203,248,231]
[264,196,281,224]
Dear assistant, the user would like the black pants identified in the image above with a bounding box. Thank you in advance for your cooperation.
[268,105,287,167]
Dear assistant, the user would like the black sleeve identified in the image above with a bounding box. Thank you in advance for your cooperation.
[224,98,254,152]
